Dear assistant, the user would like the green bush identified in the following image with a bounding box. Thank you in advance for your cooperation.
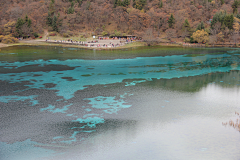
[110,30,121,37]
[102,31,108,36]
[33,32,39,38]
[67,2,75,14]
[184,37,190,43]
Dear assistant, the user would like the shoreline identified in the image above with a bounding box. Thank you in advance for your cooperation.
[0,43,11,49]
[0,40,146,50]
[0,40,187,50]
[1,40,240,50]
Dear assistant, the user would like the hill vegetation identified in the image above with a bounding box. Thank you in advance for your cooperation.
[0,0,240,45]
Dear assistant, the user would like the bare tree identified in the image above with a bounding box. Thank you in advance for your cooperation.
[143,28,156,46]
[232,32,238,45]
[209,22,221,46]
[21,23,33,37]
[165,28,176,41]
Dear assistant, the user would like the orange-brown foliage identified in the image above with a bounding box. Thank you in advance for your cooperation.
[0,0,238,38]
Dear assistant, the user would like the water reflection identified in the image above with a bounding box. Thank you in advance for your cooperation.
[68,118,240,160]
[138,70,240,92]
[1,46,240,159]
[60,83,240,160]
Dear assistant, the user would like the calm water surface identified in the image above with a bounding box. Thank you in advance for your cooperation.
[0,46,240,160]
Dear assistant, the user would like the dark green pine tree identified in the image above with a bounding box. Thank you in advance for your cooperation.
[117,0,122,6]
[114,0,118,8]
[67,1,75,14]
[211,11,225,29]
[28,19,32,27]
[232,0,239,14]
[183,19,190,30]
[196,21,205,31]
[224,14,234,29]
[77,0,83,7]
[16,18,24,37]
[237,13,240,19]
[220,0,224,5]
[183,19,190,27]
[168,14,175,28]
[25,15,29,23]
[159,0,163,8]
[140,0,147,9]
[47,12,53,26]
[71,1,74,7]
[182,19,191,37]
[52,15,58,32]
[123,0,130,7]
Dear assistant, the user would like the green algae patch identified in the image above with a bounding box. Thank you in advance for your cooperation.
[110,72,126,75]
[81,74,92,77]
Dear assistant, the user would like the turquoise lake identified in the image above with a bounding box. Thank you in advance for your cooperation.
[0,46,240,160]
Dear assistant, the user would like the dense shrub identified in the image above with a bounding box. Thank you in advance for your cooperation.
[211,11,234,30]
[110,30,121,37]
[102,31,108,36]
[0,35,18,44]
[0,35,4,42]
[184,37,190,43]
[33,32,39,38]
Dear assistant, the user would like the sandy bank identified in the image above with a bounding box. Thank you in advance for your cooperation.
[0,43,11,49]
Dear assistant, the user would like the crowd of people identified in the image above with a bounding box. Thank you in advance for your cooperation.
[98,36,139,41]
[45,36,135,48]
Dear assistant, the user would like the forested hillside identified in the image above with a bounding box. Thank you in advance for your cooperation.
[0,0,240,44]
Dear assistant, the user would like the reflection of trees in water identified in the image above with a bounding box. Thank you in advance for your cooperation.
[128,55,240,74]
[173,55,240,71]
[126,54,240,92]
[135,70,240,92]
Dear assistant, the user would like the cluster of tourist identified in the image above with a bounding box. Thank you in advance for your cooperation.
[46,38,86,44]
[98,37,110,40]
[85,43,122,48]
[44,36,139,48]
[98,36,139,41]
